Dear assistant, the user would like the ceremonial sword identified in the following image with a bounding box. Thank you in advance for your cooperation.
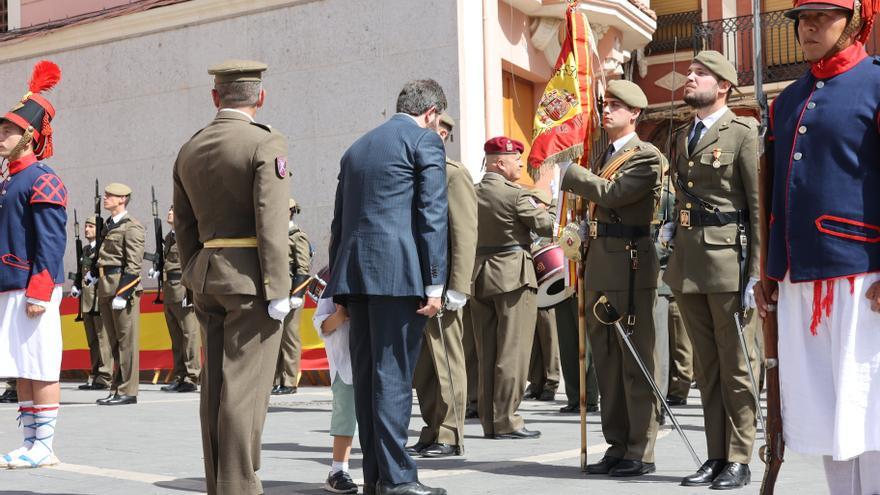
[435,307,464,453]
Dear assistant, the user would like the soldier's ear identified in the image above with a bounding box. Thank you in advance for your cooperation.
[256,89,266,109]
[211,89,221,109]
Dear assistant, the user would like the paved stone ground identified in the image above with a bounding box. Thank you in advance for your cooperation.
[0,384,825,495]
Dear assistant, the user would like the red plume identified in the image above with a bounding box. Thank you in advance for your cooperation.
[28,60,61,94]
[857,0,880,43]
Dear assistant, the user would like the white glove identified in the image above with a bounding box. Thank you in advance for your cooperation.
[182,296,192,308]
[70,286,81,298]
[445,290,468,311]
[112,296,127,310]
[744,277,760,309]
[268,297,291,322]
[289,296,304,310]
[148,268,159,279]
[659,221,676,244]
[84,272,97,286]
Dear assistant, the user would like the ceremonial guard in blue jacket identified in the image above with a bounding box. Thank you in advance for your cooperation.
[756,0,880,491]
[0,61,67,469]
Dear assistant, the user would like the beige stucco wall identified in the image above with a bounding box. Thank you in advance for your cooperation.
[0,0,460,282]
[20,0,136,27]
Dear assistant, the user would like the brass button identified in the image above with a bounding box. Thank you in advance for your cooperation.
[687,181,694,187]
[793,152,803,161]
[686,202,693,209]
[798,126,807,134]
[688,161,694,167]
[816,81,825,88]
[725,237,732,243]
[807,102,816,109]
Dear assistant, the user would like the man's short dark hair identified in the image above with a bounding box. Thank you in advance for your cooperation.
[215,81,261,108]
[396,79,447,116]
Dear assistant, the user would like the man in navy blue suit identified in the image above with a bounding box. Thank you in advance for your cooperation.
[325,79,449,495]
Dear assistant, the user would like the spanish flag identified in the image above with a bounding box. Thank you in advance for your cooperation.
[527,1,598,181]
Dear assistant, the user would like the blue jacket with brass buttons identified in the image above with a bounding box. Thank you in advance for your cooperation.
[766,53,880,282]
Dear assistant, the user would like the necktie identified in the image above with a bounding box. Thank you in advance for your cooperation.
[688,121,705,156]
[603,145,615,166]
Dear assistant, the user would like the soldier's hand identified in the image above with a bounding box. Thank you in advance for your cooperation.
[70,285,81,298]
[112,296,128,311]
[744,277,759,309]
[289,296,304,310]
[754,280,778,319]
[866,281,880,313]
[84,272,97,286]
[444,290,467,311]
[658,221,676,245]
[26,303,46,318]
[417,297,442,318]
[147,268,160,279]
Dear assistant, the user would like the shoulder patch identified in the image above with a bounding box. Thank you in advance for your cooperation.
[251,122,272,132]
[30,173,67,207]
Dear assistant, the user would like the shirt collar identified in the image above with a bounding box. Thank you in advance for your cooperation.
[610,132,637,153]
[111,211,128,224]
[8,153,37,175]
[694,105,729,132]
[218,108,255,122]
[89,240,96,248]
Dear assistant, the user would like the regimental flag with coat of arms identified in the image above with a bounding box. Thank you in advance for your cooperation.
[526,0,598,182]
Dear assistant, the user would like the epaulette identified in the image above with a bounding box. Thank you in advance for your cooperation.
[445,158,465,168]
[731,115,758,129]
[251,122,272,132]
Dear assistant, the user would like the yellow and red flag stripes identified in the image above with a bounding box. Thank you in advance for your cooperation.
[59,291,328,371]
[526,0,597,182]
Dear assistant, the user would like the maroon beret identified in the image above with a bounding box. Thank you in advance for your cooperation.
[484,136,524,155]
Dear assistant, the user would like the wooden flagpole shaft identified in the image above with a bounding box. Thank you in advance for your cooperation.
[574,193,588,471]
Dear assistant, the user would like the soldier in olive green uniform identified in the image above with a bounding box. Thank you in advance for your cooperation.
[661,51,760,489]
[555,294,599,413]
[74,216,112,390]
[559,80,663,476]
[471,136,554,439]
[159,206,201,393]
[411,114,478,457]
[272,198,311,395]
[94,183,145,406]
[173,60,291,495]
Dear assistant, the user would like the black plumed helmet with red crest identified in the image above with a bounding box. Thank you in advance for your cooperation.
[2,60,61,160]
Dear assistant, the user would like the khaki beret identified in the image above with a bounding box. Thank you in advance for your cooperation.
[208,59,268,84]
[693,50,738,86]
[85,215,97,225]
[104,183,132,196]
[289,198,298,210]
[440,113,455,130]
[605,79,648,109]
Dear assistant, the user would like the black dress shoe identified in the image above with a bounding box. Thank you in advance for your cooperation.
[101,394,137,406]
[363,484,376,495]
[537,389,556,401]
[681,459,728,486]
[78,382,93,390]
[92,382,109,390]
[420,443,462,458]
[161,381,181,392]
[377,481,447,495]
[273,386,297,395]
[0,389,17,403]
[522,387,540,400]
[494,428,540,439]
[271,385,280,394]
[585,456,621,474]
[405,442,430,455]
[464,407,478,419]
[710,462,750,490]
[586,404,599,413]
[559,403,577,413]
[666,395,687,406]
[96,393,115,405]
[176,382,197,393]
[609,459,656,477]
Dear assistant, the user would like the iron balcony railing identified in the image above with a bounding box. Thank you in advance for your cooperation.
[646,10,701,54]
[693,9,809,85]
[1,0,8,33]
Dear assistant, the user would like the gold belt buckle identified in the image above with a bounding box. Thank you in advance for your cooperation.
[98,266,104,278]
[588,221,598,239]
[679,210,691,228]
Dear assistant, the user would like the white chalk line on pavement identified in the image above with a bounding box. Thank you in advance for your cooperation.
[0,390,333,410]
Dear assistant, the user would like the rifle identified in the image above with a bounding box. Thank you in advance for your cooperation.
[754,5,784,490]
[70,209,84,322]
[88,180,104,315]
[143,186,165,304]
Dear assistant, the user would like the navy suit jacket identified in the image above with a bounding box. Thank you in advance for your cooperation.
[326,114,448,298]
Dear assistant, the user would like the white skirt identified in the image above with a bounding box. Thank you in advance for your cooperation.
[0,287,63,382]
[778,273,880,461]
